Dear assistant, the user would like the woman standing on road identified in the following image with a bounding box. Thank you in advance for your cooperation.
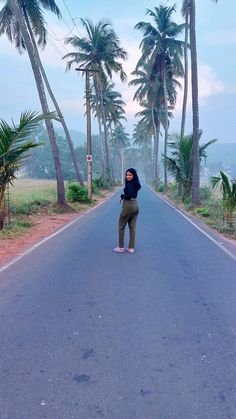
[114,168,141,254]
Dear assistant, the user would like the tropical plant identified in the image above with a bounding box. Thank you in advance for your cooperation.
[66,183,89,203]
[188,0,218,205]
[0,110,54,229]
[164,132,216,199]
[63,18,127,184]
[0,0,66,203]
[0,0,84,185]
[135,5,185,188]
[211,171,236,227]
[180,0,190,138]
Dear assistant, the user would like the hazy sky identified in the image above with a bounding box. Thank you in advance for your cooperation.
[0,0,236,143]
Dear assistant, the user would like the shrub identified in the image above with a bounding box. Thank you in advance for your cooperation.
[183,196,192,209]
[200,186,212,201]
[158,183,165,192]
[67,183,89,202]
[196,207,210,217]
[93,177,105,189]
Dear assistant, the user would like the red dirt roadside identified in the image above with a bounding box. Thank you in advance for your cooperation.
[0,213,78,266]
[0,191,116,267]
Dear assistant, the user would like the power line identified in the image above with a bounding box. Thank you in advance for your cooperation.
[46,25,70,54]
[46,22,76,42]
[47,37,65,58]
[60,0,82,37]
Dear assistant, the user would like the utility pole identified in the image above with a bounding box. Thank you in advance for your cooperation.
[76,67,99,200]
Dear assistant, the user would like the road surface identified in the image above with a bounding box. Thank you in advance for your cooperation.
[0,186,236,419]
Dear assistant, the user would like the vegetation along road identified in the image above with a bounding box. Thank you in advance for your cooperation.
[0,186,236,419]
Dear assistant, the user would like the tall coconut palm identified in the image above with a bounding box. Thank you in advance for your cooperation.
[188,0,218,205]
[0,0,65,203]
[63,18,127,184]
[0,0,84,186]
[129,64,163,187]
[110,125,130,182]
[136,101,164,186]
[135,5,185,188]
[180,0,190,138]
[0,110,54,229]
[90,81,126,181]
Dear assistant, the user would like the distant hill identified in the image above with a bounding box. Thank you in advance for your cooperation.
[56,128,86,147]
[206,143,236,166]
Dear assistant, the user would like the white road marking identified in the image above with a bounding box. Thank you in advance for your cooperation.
[150,187,236,263]
[0,190,118,273]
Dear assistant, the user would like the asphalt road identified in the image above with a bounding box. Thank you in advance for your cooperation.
[0,186,236,419]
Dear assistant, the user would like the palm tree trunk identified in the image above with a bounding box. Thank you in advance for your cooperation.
[23,10,84,186]
[181,8,189,138]
[93,77,106,179]
[189,0,200,205]
[163,66,169,189]
[151,107,160,188]
[0,187,6,230]
[100,89,111,183]
[11,0,65,204]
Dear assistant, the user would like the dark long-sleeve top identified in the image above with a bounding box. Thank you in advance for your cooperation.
[120,180,141,200]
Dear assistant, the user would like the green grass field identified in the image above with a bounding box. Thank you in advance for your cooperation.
[1,178,110,238]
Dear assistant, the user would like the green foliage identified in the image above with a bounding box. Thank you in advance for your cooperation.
[0,219,33,239]
[211,171,236,227]
[67,183,89,202]
[183,196,192,209]
[11,198,49,215]
[164,133,217,200]
[196,207,210,217]
[93,177,105,189]
[158,183,165,192]
[0,110,54,229]
[200,186,212,201]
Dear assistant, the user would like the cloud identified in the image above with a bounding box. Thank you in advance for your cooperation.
[173,63,226,115]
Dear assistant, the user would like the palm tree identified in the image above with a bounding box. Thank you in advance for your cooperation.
[211,171,236,227]
[188,0,218,205]
[164,132,216,199]
[135,5,185,188]
[0,0,83,185]
[63,18,127,184]
[21,3,84,186]
[90,81,126,181]
[129,64,163,187]
[132,122,152,182]
[0,110,53,229]
[110,125,130,182]
[180,0,190,138]
[0,0,65,204]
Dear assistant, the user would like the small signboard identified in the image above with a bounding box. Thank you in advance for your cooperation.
[87,155,92,162]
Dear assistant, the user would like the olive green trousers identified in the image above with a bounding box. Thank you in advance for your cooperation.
[118,200,139,248]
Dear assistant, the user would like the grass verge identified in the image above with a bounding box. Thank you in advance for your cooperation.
[158,184,236,241]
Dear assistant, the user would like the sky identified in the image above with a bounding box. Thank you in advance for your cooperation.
[0,0,236,144]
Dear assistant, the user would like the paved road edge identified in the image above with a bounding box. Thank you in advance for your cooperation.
[0,189,120,274]
[149,186,236,263]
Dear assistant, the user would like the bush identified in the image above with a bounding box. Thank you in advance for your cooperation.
[93,177,105,189]
[183,196,192,209]
[67,183,89,202]
[196,207,210,217]
[200,186,212,201]
[11,199,49,215]
[158,183,165,192]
